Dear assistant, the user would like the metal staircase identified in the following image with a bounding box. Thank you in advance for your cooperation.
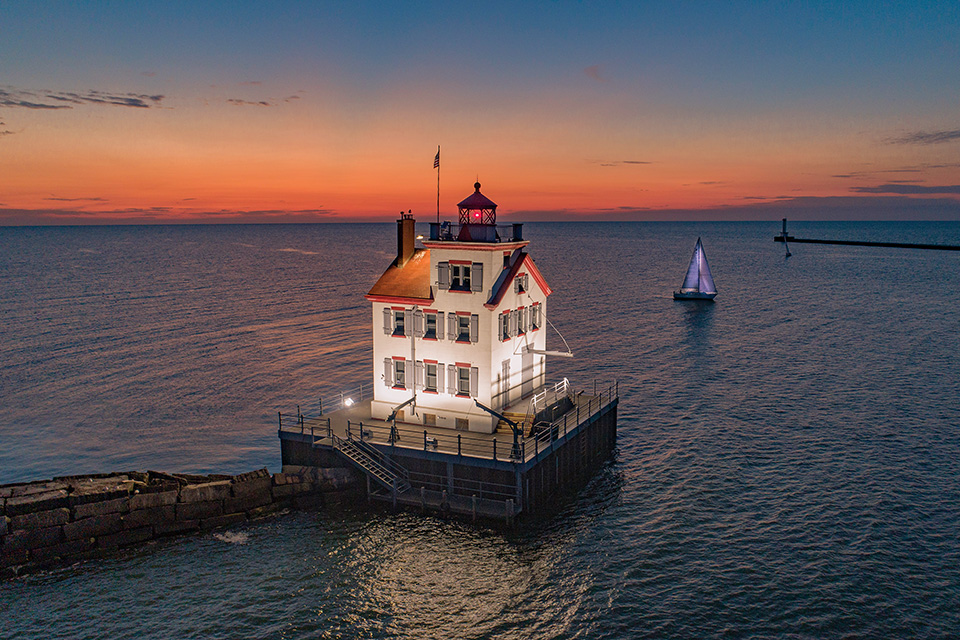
[329,434,411,493]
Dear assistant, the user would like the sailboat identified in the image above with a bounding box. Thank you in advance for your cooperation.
[673,237,717,300]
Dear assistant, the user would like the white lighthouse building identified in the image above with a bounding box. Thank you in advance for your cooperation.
[366,182,552,434]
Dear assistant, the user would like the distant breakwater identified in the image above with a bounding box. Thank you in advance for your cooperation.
[0,466,357,579]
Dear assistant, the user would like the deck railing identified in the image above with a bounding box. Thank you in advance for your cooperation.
[279,381,618,464]
[318,383,372,415]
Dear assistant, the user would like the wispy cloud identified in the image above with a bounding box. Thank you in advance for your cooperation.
[851,184,960,195]
[45,196,108,202]
[886,128,960,145]
[0,86,164,109]
[226,98,272,107]
[596,159,653,167]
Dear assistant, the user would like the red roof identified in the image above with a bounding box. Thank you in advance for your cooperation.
[457,182,498,210]
[484,252,552,309]
[365,248,434,304]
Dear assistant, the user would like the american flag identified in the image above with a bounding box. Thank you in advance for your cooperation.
[433,149,440,169]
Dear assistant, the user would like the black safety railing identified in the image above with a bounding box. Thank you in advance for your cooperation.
[278,381,618,464]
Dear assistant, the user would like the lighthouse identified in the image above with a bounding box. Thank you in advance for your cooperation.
[278,179,617,523]
[366,182,552,434]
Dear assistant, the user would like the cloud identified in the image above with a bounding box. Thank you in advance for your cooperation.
[850,184,960,195]
[226,98,272,107]
[141,71,157,77]
[886,128,960,145]
[240,81,262,86]
[0,86,164,109]
[584,65,605,81]
[0,129,14,137]
[596,160,653,167]
[45,196,108,202]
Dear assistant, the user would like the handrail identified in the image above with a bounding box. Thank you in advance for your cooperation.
[318,382,373,415]
[280,380,618,464]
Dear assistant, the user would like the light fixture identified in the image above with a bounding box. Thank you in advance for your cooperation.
[344,397,354,407]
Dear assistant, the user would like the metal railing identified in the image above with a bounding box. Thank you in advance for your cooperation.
[531,378,571,413]
[318,383,372,415]
[432,223,522,243]
[279,380,618,465]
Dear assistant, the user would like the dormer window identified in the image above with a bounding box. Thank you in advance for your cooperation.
[514,273,529,294]
[451,264,471,291]
[437,262,484,293]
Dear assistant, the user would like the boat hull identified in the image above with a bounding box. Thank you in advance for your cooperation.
[673,290,717,300]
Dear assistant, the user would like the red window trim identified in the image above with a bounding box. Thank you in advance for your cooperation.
[392,384,406,390]
[391,306,406,311]
[423,359,438,364]
[392,356,406,361]
[456,311,471,316]
[422,389,439,395]
[455,362,471,368]
[455,393,471,398]
[449,259,472,265]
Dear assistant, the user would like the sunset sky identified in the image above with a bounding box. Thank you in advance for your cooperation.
[2,1,959,224]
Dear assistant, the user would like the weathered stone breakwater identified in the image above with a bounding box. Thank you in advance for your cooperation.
[0,466,356,579]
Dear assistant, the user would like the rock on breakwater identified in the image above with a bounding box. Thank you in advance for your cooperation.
[0,466,356,579]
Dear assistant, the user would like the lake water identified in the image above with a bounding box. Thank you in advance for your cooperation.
[2,221,960,638]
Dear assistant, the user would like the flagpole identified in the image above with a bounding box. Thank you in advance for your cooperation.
[435,145,440,225]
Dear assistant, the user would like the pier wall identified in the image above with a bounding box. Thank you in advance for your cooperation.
[523,404,618,513]
[0,467,356,579]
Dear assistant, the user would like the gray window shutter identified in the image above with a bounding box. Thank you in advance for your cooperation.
[383,358,393,386]
[447,312,457,340]
[403,310,412,333]
[383,308,392,335]
[436,311,445,341]
[470,314,479,343]
[413,310,424,337]
[509,310,517,337]
[514,277,520,293]
[415,361,424,390]
[437,362,445,392]
[471,262,483,292]
[437,262,450,289]
[447,364,457,394]
[470,367,479,397]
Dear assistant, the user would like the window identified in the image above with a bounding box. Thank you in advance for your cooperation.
[500,311,510,341]
[457,315,471,342]
[425,362,438,392]
[394,310,405,336]
[423,413,437,427]
[458,366,471,395]
[424,312,438,339]
[516,273,527,293]
[451,264,471,290]
[517,307,526,335]
[437,261,483,292]
[383,307,410,336]
[531,303,541,330]
[394,359,406,388]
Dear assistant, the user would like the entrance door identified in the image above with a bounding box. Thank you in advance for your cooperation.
[521,351,534,397]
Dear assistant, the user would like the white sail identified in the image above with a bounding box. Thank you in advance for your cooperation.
[679,238,717,294]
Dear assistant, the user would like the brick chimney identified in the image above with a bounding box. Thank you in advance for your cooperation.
[397,211,416,267]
